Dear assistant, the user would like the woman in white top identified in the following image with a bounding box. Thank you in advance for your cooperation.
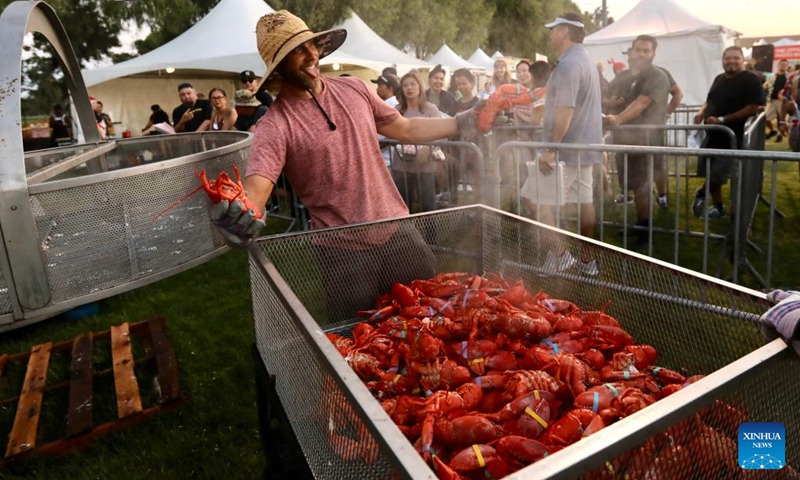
[208,88,237,131]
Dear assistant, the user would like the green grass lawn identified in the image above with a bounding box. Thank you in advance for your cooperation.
[0,249,266,480]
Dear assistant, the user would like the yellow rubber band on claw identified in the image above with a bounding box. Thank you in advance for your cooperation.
[534,390,541,400]
[393,374,401,384]
[472,444,485,467]
[469,357,485,365]
[525,407,548,428]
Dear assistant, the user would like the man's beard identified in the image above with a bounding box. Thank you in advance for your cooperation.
[278,63,318,91]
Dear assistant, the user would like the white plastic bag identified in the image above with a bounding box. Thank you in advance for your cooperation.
[688,130,706,149]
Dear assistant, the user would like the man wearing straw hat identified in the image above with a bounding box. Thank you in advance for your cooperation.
[211,10,478,247]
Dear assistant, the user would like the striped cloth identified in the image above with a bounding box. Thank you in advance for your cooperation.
[761,290,800,341]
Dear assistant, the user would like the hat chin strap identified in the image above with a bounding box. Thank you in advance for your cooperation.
[307,88,336,131]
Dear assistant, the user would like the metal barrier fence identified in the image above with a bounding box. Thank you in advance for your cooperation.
[380,139,486,212]
[668,105,702,127]
[493,139,800,291]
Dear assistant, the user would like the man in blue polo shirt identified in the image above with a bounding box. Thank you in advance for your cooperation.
[522,12,602,275]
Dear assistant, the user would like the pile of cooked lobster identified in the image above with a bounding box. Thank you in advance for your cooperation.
[325,273,763,480]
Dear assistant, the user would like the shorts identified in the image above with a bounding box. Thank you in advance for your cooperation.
[697,156,735,185]
[616,153,666,192]
[521,161,594,205]
[765,99,781,122]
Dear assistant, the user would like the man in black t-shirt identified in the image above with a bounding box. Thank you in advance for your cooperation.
[172,83,212,133]
[692,46,762,219]
[142,104,170,134]
[603,35,670,243]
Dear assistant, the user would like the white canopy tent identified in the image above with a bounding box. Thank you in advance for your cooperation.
[490,51,504,61]
[80,0,419,133]
[324,11,431,75]
[426,44,482,71]
[583,0,739,106]
[467,48,495,70]
[773,38,800,47]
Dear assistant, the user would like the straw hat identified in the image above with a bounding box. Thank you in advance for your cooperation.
[256,10,346,80]
[234,89,261,107]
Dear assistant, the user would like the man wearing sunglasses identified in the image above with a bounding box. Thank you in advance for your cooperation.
[240,70,259,94]
[241,70,274,108]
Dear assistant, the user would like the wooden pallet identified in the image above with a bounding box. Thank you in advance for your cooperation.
[0,317,183,465]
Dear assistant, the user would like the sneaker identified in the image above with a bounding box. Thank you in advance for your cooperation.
[777,135,784,143]
[542,250,577,274]
[704,205,725,219]
[657,195,668,209]
[766,131,777,139]
[692,190,706,217]
[614,193,633,204]
[576,259,600,276]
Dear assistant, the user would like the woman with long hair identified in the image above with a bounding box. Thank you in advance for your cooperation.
[393,71,442,212]
[208,88,237,131]
[491,58,514,93]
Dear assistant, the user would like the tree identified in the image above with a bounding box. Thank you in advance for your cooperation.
[585,6,614,32]
[486,0,584,59]
[0,0,221,116]
[274,0,493,60]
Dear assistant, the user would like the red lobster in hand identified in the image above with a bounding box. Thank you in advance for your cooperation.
[152,166,263,223]
[477,84,545,131]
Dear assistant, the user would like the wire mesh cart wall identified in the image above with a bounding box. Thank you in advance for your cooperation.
[249,205,798,480]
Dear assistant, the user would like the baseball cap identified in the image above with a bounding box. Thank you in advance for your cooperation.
[544,16,585,29]
[371,74,400,89]
[240,70,258,82]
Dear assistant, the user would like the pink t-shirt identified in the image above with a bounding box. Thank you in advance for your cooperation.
[247,77,408,229]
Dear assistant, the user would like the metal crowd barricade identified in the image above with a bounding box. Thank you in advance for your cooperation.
[668,105,702,127]
[380,139,486,211]
[608,124,737,238]
[493,140,800,290]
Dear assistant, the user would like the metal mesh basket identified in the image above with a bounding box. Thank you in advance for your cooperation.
[18,132,250,317]
[250,205,796,480]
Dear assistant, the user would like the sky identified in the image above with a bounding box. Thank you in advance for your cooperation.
[572,0,800,38]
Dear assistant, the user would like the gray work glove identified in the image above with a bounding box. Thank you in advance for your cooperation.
[455,100,486,141]
[761,290,800,355]
[210,198,265,248]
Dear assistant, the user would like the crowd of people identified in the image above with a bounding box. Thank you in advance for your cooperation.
[43,9,792,273]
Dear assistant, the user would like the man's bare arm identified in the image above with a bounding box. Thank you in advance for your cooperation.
[548,107,575,144]
[667,84,684,115]
[606,95,652,125]
[243,174,276,217]
[378,115,459,143]
[706,104,760,124]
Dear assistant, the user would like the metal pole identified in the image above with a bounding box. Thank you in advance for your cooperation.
[602,0,608,27]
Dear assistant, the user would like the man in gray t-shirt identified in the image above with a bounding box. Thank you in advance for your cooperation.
[603,35,670,246]
[523,12,603,276]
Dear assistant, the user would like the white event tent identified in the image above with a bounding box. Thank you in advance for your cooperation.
[426,44,482,71]
[80,0,424,134]
[467,48,495,70]
[324,11,431,75]
[583,0,738,106]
